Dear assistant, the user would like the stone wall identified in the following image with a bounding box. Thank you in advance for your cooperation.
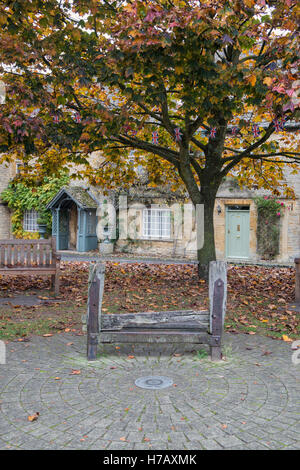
[0,161,13,238]
[284,168,300,260]
[115,199,199,259]
[113,174,299,263]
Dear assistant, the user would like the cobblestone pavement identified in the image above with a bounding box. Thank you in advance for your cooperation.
[0,333,299,450]
[0,295,63,307]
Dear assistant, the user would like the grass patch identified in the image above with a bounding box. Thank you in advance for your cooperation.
[196,349,209,360]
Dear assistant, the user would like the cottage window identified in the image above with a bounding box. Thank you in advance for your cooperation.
[16,160,23,175]
[23,209,39,232]
[143,208,171,239]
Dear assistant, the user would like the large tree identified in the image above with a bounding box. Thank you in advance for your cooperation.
[0,0,299,276]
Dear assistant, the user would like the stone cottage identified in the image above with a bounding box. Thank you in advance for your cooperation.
[44,168,299,263]
[96,174,300,263]
[1,154,299,263]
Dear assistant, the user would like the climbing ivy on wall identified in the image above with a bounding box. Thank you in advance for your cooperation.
[1,172,69,239]
[255,196,285,260]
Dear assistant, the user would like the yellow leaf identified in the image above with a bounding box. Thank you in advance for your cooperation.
[0,14,7,25]
[263,77,273,86]
[28,412,40,422]
[175,66,184,74]
[248,75,256,86]
[128,30,139,38]
[282,335,292,342]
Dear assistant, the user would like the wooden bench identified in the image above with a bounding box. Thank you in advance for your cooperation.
[86,261,227,361]
[0,237,60,296]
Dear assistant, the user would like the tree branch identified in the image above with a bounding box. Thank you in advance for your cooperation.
[190,136,207,152]
[112,134,180,167]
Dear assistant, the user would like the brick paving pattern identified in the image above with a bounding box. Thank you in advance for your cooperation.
[0,333,299,450]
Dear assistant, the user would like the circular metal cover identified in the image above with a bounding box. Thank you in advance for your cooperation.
[135,376,173,390]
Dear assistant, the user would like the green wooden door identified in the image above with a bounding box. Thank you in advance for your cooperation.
[226,209,250,259]
[77,209,85,252]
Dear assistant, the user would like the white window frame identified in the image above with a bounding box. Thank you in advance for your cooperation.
[143,207,171,240]
[23,209,39,232]
[16,160,23,175]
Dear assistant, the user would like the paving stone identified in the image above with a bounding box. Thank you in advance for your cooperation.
[0,331,299,450]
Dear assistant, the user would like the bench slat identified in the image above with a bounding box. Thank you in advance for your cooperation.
[19,244,25,266]
[0,245,5,267]
[0,239,51,245]
[24,244,29,266]
[0,268,56,275]
[13,245,19,266]
[6,245,12,266]
[100,330,209,344]
[32,243,38,265]
[101,309,209,331]
[45,245,51,266]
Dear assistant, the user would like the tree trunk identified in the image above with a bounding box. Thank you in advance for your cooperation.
[197,196,216,280]
[177,150,221,280]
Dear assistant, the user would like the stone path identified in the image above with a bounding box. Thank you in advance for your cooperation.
[0,294,63,307]
[0,333,299,450]
[60,252,199,265]
[288,302,300,313]
[59,251,294,268]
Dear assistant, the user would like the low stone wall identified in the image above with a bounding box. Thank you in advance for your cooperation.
[116,239,198,260]
[0,204,11,238]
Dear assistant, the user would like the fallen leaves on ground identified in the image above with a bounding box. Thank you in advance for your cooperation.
[0,262,298,341]
[282,334,293,342]
[28,412,39,422]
